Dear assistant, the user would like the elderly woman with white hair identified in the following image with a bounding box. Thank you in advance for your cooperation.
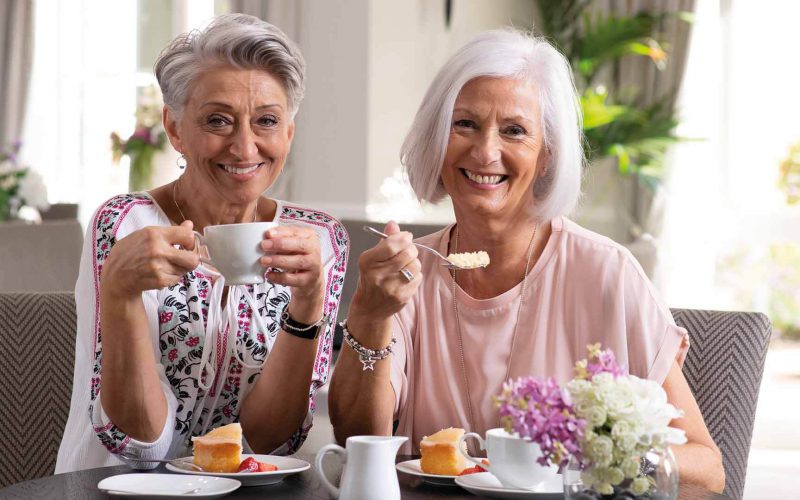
[56,14,347,472]
[329,29,724,492]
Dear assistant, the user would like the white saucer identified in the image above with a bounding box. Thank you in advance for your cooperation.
[165,454,310,487]
[454,472,563,499]
[395,459,461,486]
[97,473,240,498]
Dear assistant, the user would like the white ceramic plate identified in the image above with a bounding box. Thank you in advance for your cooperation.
[395,458,470,486]
[454,472,563,499]
[97,473,240,499]
[165,454,310,487]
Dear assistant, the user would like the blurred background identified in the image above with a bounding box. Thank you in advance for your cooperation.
[0,1,797,498]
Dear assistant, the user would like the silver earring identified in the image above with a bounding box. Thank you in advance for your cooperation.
[176,154,187,169]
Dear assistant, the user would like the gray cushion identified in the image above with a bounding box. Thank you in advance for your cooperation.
[672,308,771,500]
[0,220,83,292]
[0,292,76,487]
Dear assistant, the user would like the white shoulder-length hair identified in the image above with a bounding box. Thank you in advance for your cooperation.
[400,29,584,221]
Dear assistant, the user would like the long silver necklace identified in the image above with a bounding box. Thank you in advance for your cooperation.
[451,223,538,436]
[172,178,258,224]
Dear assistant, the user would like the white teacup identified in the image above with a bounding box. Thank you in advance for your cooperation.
[193,221,278,285]
[459,428,561,491]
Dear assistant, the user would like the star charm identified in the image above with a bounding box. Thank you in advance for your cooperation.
[361,358,376,371]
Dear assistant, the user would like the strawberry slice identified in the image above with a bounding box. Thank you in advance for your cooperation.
[237,457,259,473]
[257,461,278,472]
[458,459,489,476]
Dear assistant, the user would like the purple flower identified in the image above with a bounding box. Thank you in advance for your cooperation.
[495,376,586,467]
[584,344,626,380]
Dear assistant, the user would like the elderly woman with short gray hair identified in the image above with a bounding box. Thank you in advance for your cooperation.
[330,29,724,492]
[56,14,347,472]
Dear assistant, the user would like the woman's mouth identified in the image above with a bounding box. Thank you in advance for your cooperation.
[460,168,508,187]
[218,162,264,179]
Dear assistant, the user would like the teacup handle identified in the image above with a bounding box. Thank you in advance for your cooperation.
[315,443,347,499]
[458,432,492,474]
[191,231,214,267]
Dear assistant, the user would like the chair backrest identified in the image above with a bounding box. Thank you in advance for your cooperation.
[671,308,771,500]
[0,220,83,292]
[0,292,76,487]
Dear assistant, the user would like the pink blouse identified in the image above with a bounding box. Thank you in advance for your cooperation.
[390,216,689,453]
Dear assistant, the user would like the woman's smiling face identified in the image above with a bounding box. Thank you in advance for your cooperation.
[166,67,294,204]
[441,76,548,219]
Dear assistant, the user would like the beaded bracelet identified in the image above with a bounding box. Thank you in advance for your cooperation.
[340,319,397,371]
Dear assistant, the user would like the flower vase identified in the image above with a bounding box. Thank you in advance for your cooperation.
[564,447,679,500]
[128,148,155,192]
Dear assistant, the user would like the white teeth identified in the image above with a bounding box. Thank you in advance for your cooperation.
[223,164,261,174]
[464,170,503,185]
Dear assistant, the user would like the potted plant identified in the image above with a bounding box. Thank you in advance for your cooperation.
[532,1,691,248]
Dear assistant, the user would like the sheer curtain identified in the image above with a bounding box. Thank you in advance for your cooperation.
[0,0,34,147]
[662,0,800,308]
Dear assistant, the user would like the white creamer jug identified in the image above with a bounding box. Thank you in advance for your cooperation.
[315,435,407,500]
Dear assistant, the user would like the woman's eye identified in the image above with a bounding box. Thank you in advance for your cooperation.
[206,115,230,127]
[453,119,476,129]
[504,125,527,136]
[258,115,278,127]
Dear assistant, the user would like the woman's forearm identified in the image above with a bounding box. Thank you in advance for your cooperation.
[672,442,725,493]
[328,316,396,443]
[99,291,168,442]
[239,331,321,453]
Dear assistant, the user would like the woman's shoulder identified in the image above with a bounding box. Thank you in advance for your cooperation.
[278,202,348,250]
[556,216,635,266]
[89,192,163,235]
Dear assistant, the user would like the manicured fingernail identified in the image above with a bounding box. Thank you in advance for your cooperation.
[262,240,274,249]
[261,256,272,265]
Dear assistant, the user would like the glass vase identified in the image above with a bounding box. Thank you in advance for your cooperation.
[564,447,679,500]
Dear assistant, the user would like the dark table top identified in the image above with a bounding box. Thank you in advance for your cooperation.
[0,455,730,500]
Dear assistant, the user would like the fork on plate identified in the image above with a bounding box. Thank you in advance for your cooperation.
[117,452,205,472]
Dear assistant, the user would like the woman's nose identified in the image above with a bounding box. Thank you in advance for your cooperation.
[470,129,501,165]
[229,125,259,160]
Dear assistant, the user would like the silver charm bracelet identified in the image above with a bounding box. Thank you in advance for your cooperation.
[340,319,397,371]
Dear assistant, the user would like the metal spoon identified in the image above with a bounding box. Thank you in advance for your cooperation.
[362,225,483,270]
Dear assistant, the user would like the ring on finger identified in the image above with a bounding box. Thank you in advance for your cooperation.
[399,267,415,282]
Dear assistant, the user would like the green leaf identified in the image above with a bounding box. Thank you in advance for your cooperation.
[581,88,630,129]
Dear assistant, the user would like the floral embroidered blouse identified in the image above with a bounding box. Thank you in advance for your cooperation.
[56,193,348,473]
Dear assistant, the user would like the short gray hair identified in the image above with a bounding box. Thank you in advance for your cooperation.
[400,29,584,220]
[155,13,305,118]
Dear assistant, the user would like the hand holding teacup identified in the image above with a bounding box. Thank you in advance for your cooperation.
[192,222,325,323]
[459,428,561,492]
[102,221,200,298]
[261,224,325,323]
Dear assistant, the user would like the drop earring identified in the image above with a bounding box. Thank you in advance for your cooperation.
[176,154,187,169]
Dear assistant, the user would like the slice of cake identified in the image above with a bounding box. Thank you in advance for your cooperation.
[419,427,466,475]
[192,422,243,473]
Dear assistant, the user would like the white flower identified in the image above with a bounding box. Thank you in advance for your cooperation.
[18,169,49,209]
[586,435,614,466]
[603,378,636,419]
[596,482,614,495]
[621,457,640,478]
[611,421,638,452]
[631,476,651,495]
[628,375,687,446]
[582,404,608,428]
